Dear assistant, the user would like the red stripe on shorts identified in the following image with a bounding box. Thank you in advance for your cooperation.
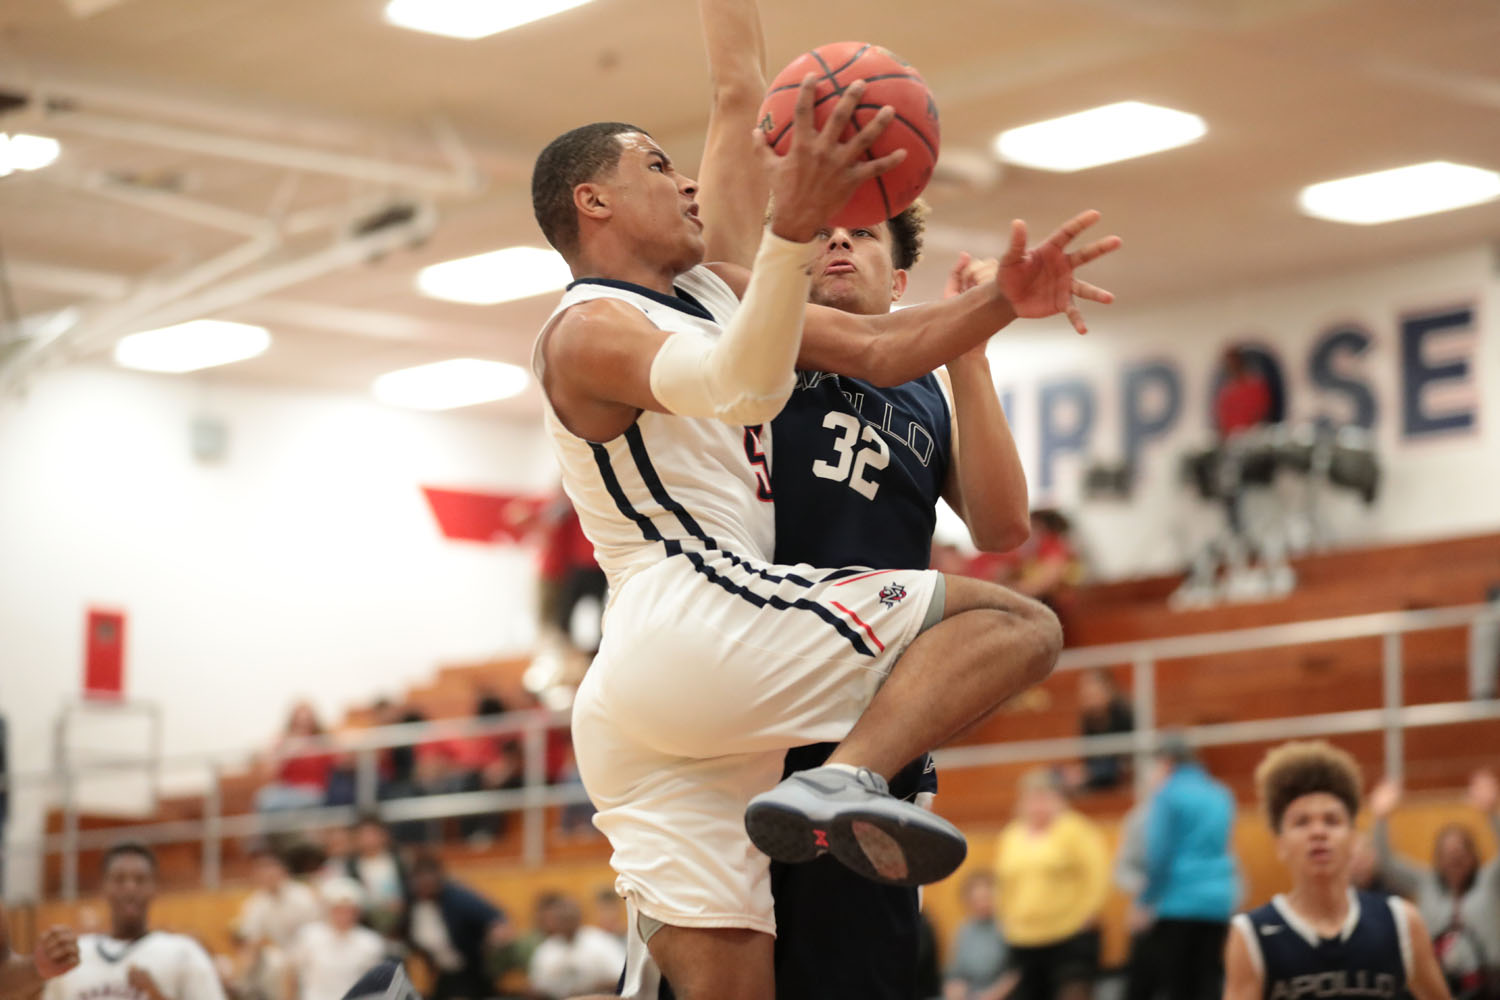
[833,569,902,587]
[831,601,885,653]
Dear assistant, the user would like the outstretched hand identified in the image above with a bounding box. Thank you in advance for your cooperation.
[758,75,904,243]
[998,210,1121,335]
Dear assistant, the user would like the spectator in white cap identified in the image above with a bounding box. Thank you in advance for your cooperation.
[284,880,386,1000]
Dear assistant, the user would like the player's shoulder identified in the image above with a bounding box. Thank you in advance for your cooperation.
[151,930,213,956]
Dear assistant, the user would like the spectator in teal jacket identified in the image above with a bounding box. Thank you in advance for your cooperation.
[1138,733,1240,1000]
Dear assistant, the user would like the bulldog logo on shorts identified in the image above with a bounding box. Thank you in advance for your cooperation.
[878,582,907,608]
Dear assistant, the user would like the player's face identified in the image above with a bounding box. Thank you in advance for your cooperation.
[602,133,704,272]
[807,224,907,316]
[103,855,155,933]
[1276,792,1354,881]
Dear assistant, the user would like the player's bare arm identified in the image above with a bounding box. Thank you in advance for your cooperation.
[696,0,769,268]
[1401,903,1454,1000]
[936,252,1030,552]
[1222,924,1262,1000]
[544,78,903,442]
[708,209,1120,386]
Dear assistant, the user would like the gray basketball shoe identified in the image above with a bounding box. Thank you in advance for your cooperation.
[743,765,967,886]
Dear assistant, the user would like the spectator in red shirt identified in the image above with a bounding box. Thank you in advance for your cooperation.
[255,702,335,813]
[1214,347,1272,438]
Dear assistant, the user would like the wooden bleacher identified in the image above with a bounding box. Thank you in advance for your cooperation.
[36,532,1500,897]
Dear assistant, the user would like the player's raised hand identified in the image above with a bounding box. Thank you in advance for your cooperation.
[760,75,905,243]
[943,251,1002,364]
[997,210,1121,335]
[1468,769,1498,814]
[34,927,79,979]
[1369,778,1402,818]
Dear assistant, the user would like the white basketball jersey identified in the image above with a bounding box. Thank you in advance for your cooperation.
[531,266,775,600]
[43,932,228,1000]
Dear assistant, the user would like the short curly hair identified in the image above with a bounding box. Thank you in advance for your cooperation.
[886,199,928,271]
[1255,740,1363,832]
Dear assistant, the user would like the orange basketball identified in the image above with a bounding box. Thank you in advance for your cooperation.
[759,41,939,229]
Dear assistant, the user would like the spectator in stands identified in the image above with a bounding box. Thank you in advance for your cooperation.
[457,692,525,844]
[343,816,407,935]
[284,880,385,1000]
[399,854,511,1000]
[218,923,288,1000]
[943,871,1013,1000]
[1214,346,1272,439]
[1136,734,1239,1000]
[526,893,625,1000]
[237,847,323,954]
[315,828,353,887]
[1063,668,1134,794]
[994,769,1109,1000]
[255,703,334,814]
[1115,757,1170,1000]
[1371,770,1500,999]
[988,509,1084,614]
[1349,831,1404,898]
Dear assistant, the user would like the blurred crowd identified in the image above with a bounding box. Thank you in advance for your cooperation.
[935,758,1500,1000]
[217,818,626,1000]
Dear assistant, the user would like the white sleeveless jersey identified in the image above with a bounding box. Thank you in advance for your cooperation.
[531,266,775,600]
[43,932,228,1000]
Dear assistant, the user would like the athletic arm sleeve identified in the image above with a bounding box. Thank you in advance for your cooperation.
[649,229,815,425]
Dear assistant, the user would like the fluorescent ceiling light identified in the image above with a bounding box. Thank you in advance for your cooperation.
[114,320,270,373]
[416,246,572,305]
[0,133,61,176]
[1298,161,1500,225]
[373,359,529,410]
[994,101,1206,172]
[384,0,594,40]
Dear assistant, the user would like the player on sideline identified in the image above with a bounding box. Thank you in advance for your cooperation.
[1224,742,1450,1000]
[42,844,227,1000]
[681,3,1045,998]
[0,904,78,1000]
[531,75,1115,1000]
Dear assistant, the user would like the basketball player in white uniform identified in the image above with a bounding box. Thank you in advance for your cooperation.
[531,78,1115,1000]
[43,844,226,1000]
[0,903,78,1000]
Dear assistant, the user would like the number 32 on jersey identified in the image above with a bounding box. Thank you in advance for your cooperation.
[812,411,889,500]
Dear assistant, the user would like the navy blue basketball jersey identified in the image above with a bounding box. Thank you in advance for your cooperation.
[1235,890,1411,1000]
[771,369,953,571]
[767,370,952,1000]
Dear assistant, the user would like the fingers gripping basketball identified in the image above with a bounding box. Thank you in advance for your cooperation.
[759,42,940,229]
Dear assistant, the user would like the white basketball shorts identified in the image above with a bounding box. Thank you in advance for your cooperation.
[572,549,943,937]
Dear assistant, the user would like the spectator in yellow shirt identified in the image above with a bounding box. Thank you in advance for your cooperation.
[995,769,1110,1000]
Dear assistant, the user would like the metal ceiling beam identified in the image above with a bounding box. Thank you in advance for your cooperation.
[7,260,131,299]
[42,110,483,196]
[40,168,273,237]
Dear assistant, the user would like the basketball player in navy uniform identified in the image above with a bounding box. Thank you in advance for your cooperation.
[0,904,78,1000]
[682,3,1033,998]
[1224,742,1450,1000]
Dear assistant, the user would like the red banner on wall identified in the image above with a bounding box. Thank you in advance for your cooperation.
[84,608,126,699]
[421,487,550,544]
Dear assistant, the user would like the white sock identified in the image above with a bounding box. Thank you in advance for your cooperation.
[820,762,861,776]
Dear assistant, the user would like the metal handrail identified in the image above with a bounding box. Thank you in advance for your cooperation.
[6,601,1497,901]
